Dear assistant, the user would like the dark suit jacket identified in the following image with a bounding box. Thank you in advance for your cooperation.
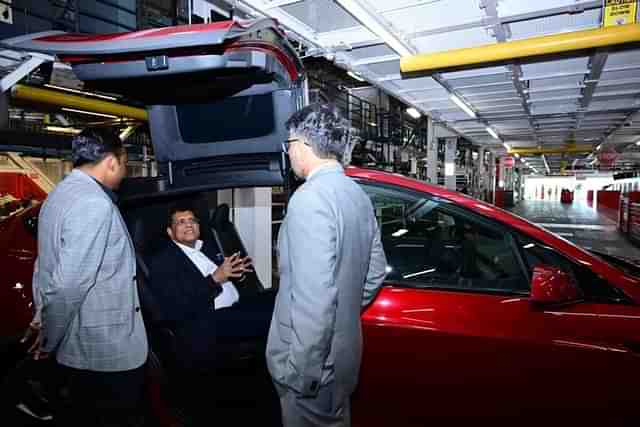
[148,240,220,368]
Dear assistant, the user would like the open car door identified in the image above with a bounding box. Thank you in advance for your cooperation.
[4,18,304,195]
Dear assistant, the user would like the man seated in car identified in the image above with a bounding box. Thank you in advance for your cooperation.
[148,201,252,425]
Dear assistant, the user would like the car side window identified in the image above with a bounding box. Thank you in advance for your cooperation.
[516,235,627,303]
[361,183,529,294]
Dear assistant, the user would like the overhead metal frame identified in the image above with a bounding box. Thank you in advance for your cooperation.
[227,0,638,173]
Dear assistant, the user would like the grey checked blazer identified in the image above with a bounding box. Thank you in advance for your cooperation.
[34,169,147,371]
[266,164,387,404]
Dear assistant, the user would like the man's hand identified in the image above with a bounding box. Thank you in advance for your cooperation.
[20,322,49,360]
[212,252,253,284]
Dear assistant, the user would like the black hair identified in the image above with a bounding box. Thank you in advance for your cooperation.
[167,201,198,228]
[71,127,125,168]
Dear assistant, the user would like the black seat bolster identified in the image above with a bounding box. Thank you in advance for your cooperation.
[209,203,265,296]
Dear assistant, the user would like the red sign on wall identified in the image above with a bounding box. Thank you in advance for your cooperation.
[503,156,515,168]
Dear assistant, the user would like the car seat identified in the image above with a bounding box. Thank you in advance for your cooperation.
[209,203,265,297]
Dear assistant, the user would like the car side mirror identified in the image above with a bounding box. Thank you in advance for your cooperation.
[530,264,581,305]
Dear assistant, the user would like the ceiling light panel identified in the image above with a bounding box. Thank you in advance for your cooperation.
[530,100,579,109]
[365,59,401,76]
[603,50,640,69]
[520,57,590,79]
[507,9,600,40]
[528,89,582,100]
[527,76,586,92]
[444,73,513,89]
[378,0,484,36]
[393,76,441,92]
[281,0,360,32]
[470,96,523,106]
[589,99,639,111]
[600,68,640,82]
[497,1,593,17]
[412,27,495,54]
[417,101,458,112]
[403,88,450,101]
[439,112,478,122]
[594,83,640,94]
[348,44,396,60]
[457,84,519,97]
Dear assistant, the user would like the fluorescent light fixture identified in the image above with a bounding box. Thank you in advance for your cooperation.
[487,127,500,139]
[502,142,511,151]
[335,0,413,57]
[449,94,476,118]
[391,229,408,237]
[403,268,436,279]
[406,107,421,119]
[61,107,118,119]
[347,70,365,82]
[119,125,138,141]
[45,126,81,135]
[44,84,118,100]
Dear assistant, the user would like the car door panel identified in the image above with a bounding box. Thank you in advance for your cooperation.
[5,19,304,196]
[355,287,632,425]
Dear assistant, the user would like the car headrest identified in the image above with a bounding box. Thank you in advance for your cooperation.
[128,212,171,262]
[210,203,231,230]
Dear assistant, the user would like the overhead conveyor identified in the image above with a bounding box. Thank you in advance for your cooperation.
[400,24,640,77]
[507,145,595,156]
[11,84,148,122]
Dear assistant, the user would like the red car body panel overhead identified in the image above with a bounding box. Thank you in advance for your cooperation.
[2,18,303,83]
[33,21,236,43]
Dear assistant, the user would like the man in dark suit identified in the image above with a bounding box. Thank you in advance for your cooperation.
[148,202,251,426]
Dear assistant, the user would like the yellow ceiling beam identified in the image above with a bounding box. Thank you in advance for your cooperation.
[11,84,148,122]
[401,24,640,76]
[508,145,595,156]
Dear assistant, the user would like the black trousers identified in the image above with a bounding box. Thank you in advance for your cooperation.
[57,363,146,427]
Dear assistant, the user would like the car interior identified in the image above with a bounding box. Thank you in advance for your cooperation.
[375,196,529,293]
[122,191,278,416]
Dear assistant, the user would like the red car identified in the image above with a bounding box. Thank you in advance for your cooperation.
[4,168,640,424]
[3,18,640,425]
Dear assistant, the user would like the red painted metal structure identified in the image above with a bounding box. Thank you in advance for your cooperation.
[0,172,48,201]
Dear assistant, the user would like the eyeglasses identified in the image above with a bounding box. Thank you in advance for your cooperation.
[282,137,309,152]
[173,217,200,226]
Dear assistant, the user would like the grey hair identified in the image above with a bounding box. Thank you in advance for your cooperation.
[285,103,358,165]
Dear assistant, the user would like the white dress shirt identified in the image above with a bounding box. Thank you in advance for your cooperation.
[174,239,240,309]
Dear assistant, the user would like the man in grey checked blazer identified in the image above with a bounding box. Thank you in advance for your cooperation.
[267,104,387,426]
[34,128,147,425]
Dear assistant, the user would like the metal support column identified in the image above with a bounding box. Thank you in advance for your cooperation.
[426,115,437,184]
[444,137,457,191]
[217,188,273,289]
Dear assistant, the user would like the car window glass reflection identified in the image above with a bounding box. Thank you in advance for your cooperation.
[361,183,528,295]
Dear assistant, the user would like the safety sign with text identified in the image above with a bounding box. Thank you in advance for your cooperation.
[603,0,638,27]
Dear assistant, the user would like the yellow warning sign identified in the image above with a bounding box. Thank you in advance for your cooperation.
[603,0,638,27]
